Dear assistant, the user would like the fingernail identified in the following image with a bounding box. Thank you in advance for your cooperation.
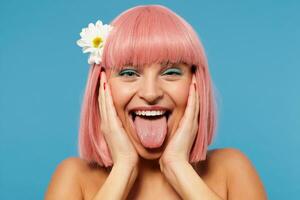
[104,82,106,90]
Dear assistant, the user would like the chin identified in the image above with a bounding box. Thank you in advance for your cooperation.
[138,149,162,160]
[136,145,165,160]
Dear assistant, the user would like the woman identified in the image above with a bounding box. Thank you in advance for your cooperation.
[45,5,267,200]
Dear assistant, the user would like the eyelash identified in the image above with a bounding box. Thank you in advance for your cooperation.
[164,68,182,76]
[118,68,182,77]
[118,69,137,77]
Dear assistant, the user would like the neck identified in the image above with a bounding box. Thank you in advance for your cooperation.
[137,157,161,176]
[131,157,168,192]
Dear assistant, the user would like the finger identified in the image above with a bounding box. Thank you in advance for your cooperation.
[102,72,126,141]
[98,71,104,121]
[104,75,137,159]
[194,92,199,128]
[104,78,123,131]
[176,79,196,135]
[193,75,199,125]
[99,70,108,124]
[185,77,196,123]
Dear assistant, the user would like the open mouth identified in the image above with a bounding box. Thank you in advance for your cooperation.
[128,110,172,149]
[130,111,171,121]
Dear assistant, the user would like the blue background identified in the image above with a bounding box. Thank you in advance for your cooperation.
[0,0,299,199]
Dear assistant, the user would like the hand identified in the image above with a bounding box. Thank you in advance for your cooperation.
[98,69,139,167]
[159,74,199,169]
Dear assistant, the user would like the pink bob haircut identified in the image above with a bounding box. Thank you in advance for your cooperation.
[78,5,218,167]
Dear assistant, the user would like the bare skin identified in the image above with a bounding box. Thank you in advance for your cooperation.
[45,63,268,200]
[45,148,267,200]
[79,151,227,200]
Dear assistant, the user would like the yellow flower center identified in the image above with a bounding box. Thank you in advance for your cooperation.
[92,37,103,48]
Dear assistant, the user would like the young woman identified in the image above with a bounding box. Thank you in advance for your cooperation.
[45,5,267,200]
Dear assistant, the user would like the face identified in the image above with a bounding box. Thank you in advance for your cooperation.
[106,62,193,160]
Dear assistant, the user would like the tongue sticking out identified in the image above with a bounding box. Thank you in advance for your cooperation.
[133,115,168,148]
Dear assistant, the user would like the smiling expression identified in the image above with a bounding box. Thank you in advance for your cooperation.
[106,62,194,159]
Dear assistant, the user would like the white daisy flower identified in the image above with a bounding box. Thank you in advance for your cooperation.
[77,20,113,65]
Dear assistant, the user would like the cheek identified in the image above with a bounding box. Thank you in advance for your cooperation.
[168,83,190,110]
[109,82,134,112]
[166,82,190,135]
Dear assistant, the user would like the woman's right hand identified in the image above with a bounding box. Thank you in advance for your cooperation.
[98,69,139,168]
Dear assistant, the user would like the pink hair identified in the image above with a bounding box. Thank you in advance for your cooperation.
[78,5,218,167]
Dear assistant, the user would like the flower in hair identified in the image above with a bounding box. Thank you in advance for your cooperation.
[77,20,113,65]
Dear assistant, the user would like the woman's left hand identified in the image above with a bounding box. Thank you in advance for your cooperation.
[159,74,199,170]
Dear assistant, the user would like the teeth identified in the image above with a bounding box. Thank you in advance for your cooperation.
[134,110,166,116]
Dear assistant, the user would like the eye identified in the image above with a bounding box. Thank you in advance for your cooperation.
[118,69,139,77]
[162,67,182,76]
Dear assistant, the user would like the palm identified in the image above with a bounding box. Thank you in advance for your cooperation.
[160,76,199,166]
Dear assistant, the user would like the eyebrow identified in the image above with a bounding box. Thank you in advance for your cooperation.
[162,62,191,73]
[160,60,177,67]
[160,61,187,70]
[118,61,185,71]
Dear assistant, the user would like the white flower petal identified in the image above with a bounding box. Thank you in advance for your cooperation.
[83,47,95,53]
[96,20,103,27]
[88,52,100,64]
[77,39,88,47]
[88,55,93,64]
[77,20,113,65]
[88,23,95,30]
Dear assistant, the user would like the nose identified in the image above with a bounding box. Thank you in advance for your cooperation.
[137,76,164,104]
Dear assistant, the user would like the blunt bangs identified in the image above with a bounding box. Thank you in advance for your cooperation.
[102,5,205,70]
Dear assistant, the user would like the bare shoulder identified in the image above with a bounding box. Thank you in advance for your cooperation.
[205,147,252,167]
[205,148,268,200]
[45,157,108,200]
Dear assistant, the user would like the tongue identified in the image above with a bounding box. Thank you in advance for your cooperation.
[133,115,167,148]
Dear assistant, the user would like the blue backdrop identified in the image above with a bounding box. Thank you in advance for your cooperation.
[0,0,299,199]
